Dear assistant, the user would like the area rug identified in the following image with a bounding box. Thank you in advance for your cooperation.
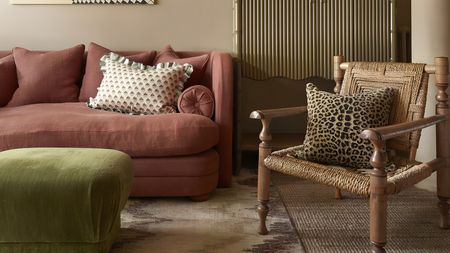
[272,172,450,253]
[111,169,305,253]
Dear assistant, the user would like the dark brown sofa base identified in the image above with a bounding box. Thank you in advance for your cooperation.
[131,173,219,199]
[130,150,219,198]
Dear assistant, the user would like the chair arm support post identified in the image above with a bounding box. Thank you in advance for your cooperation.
[250,106,307,120]
[368,139,388,252]
[435,57,450,229]
[333,55,345,94]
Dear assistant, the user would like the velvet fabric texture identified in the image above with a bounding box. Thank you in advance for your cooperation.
[7,45,85,107]
[79,42,156,102]
[154,45,209,89]
[0,102,219,157]
[0,55,17,107]
[0,148,133,253]
[178,85,215,118]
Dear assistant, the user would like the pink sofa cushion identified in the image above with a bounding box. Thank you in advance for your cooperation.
[0,103,219,157]
[7,45,85,107]
[0,55,18,107]
[154,45,209,89]
[178,85,215,118]
[79,42,157,102]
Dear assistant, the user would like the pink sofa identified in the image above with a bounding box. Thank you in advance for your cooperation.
[0,50,234,200]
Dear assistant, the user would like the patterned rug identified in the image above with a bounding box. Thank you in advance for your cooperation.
[272,172,450,253]
[110,168,450,252]
[111,169,304,253]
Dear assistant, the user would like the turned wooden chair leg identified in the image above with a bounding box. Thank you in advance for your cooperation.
[369,186,388,253]
[335,188,342,199]
[257,118,272,235]
[438,196,450,229]
[369,140,388,253]
[257,160,271,235]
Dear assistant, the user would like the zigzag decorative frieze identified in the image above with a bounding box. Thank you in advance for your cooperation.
[72,0,154,4]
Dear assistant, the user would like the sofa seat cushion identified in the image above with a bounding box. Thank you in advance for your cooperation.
[0,103,219,157]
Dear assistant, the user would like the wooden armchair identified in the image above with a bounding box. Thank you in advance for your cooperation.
[250,56,450,253]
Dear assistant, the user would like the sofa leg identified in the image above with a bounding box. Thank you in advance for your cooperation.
[190,193,210,202]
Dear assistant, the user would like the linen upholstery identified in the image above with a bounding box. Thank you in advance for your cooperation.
[154,45,209,88]
[8,45,85,106]
[0,148,132,253]
[178,85,215,118]
[0,51,9,58]
[209,52,234,187]
[79,42,156,102]
[132,150,219,197]
[0,55,17,106]
[0,49,234,190]
[0,103,219,157]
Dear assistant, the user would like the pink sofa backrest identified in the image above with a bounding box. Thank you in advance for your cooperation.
[0,50,215,87]
[0,51,11,59]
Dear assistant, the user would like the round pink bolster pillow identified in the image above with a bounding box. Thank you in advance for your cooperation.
[177,85,215,118]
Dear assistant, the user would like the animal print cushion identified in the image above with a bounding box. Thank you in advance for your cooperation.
[294,83,395,169]
[87,52,193,115]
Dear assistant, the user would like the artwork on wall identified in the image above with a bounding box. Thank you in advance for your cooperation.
[10,0,155,4]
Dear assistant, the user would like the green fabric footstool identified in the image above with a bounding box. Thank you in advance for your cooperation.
[0,148,133,253]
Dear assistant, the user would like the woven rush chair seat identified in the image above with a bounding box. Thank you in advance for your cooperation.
[265,145,434,196]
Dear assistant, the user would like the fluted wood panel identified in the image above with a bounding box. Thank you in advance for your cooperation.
[240,0,393,80]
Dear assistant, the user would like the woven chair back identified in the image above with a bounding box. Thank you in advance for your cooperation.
[340,62,429,159]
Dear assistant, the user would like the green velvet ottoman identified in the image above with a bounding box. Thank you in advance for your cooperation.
[0,148,133,253]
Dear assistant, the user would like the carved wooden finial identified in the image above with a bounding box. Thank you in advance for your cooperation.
[369,140,388,174]
[334,55,345,94]
[259,119,272,149]
[435,57,449,109]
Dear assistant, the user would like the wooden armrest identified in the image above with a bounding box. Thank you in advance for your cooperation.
[360,115,446,141]
[250,106,307,120]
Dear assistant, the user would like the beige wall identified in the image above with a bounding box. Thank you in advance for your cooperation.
[0,0,234,52]
[412,0,450,191]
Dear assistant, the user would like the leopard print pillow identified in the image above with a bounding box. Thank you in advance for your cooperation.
[294,83,395,169]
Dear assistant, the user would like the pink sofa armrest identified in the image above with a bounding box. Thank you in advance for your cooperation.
[210,52,233,188]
